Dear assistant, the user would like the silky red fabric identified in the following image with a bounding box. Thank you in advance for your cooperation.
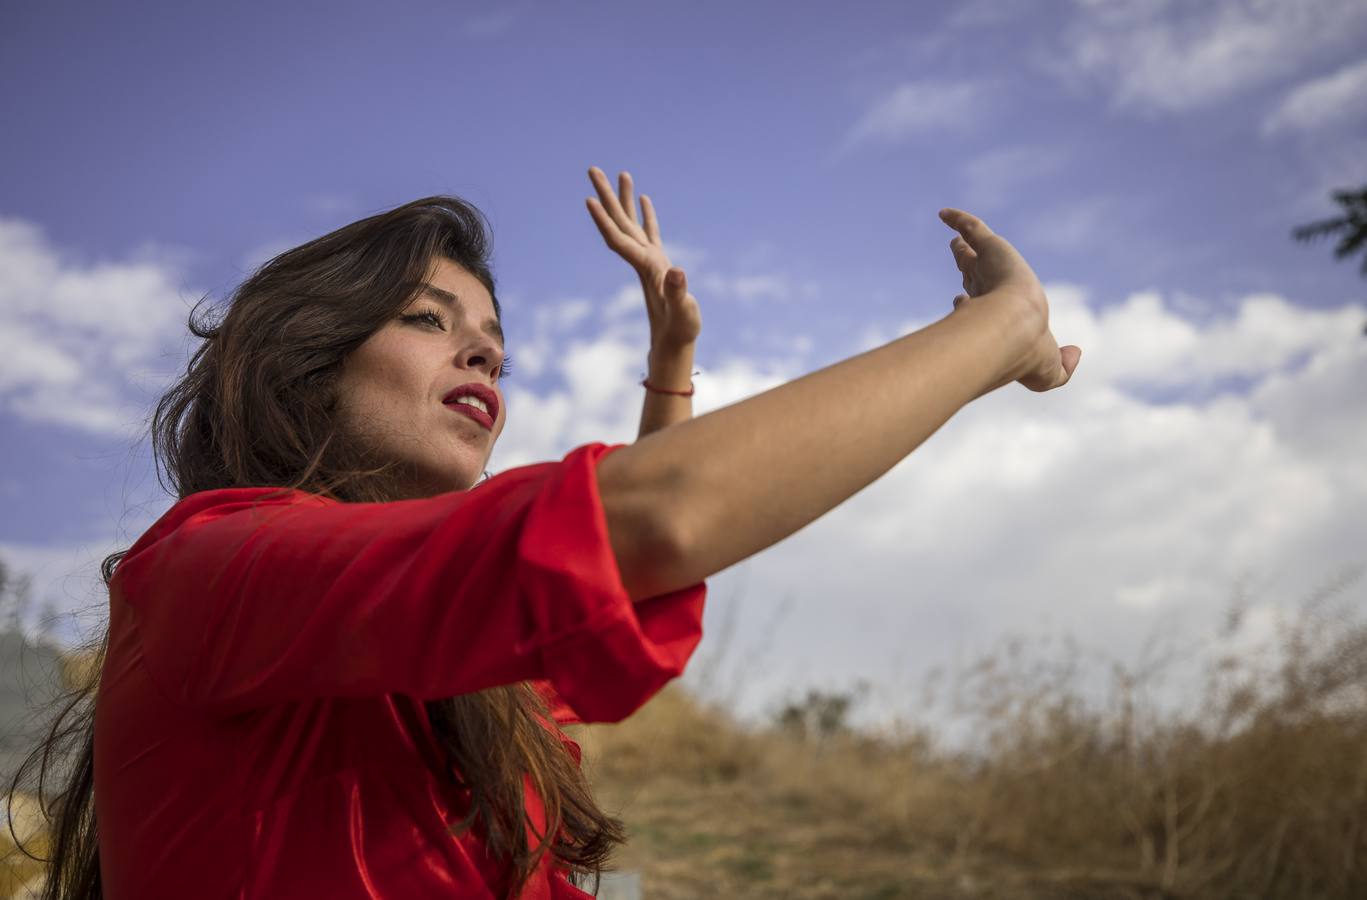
[94,442,706,899]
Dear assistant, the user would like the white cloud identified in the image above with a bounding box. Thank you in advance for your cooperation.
[699,271,820,304]
[0,320,82,390]
[0,217,194,436]
[1039,0,1367,115]
[1046,285,1362,390]
[602,282,644,321]
[839,80,989,153]
[959,145,1072,213]
[661,240,708,271]
[1261,57,1367,138]
[1014,194,1116,253]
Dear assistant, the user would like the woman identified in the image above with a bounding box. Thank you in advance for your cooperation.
[8,166,1080,899]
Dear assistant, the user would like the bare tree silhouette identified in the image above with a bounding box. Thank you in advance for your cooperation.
[1291,183,1367,336]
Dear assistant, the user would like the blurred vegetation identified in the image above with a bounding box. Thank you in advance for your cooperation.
[575,566,1367,899]
[1,558,66,900]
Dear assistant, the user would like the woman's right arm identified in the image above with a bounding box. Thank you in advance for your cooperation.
[112,443,706,722]
[598,208,1081,600]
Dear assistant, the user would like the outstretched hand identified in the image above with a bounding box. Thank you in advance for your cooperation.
[939,206,1082,393]
[585,166,701,351]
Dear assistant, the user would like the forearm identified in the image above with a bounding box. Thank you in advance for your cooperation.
[599,301,1027,600]
[637,345,696,439]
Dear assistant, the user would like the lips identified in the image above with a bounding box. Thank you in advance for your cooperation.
[442,381,499,431]
[446,402,494,430]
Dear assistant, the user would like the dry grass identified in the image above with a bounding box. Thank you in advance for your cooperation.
[572,568,1367,899]
[1,794,48,899]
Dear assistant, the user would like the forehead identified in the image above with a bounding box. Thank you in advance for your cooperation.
[423,257,496,318]
[416,256,504,349]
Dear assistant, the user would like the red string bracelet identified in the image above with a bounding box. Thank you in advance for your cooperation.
[641,373,699,396]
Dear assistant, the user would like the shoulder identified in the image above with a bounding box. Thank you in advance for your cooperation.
[119,486,333,567]
[164,485,332,529]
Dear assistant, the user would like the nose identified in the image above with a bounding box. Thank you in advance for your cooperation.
[457,339,502,383]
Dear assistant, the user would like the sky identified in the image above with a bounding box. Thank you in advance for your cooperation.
[1,0,1365,731]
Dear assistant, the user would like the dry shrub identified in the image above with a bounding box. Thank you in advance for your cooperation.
[580,567,1367,899]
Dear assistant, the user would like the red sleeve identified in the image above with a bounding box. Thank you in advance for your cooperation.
[112,442,705,722]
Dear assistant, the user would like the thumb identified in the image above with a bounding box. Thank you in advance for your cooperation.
[1060,345,1082,379]
[664,268,690,301]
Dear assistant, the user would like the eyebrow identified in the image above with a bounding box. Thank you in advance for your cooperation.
[417,283,505,348]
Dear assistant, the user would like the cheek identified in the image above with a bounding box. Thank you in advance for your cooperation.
[337,351,419,427]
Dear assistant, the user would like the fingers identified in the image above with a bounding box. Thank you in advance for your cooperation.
[584,194,618,245]
[588,166,642,237]
[938,207,996,251]
[618,172,638,227]
[640,194,661,245]
[950,235,976,269]
[951,235,977,295]
[585,193,649,268]
[585,164,673,273]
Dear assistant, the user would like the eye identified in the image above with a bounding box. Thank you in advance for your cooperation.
[399,308,447,329]
[498,354,513,380]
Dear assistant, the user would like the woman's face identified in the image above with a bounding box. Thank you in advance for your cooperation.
[335,256,507,497]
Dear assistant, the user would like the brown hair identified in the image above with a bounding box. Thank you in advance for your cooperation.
[5,196,626,899]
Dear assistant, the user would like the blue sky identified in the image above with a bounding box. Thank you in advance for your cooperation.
[2,0,1365,728]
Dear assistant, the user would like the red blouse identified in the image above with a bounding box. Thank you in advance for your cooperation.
[94,442,707,899]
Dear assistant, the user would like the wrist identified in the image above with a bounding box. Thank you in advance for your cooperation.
[947,297,1035,393]
[648,341,695,369]
[645,346,697,394]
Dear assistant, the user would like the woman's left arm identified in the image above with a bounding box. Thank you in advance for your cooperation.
[584,166,701,439]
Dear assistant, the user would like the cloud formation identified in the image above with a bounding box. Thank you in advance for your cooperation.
[839,80,989,153]
[1039,0,1367,116]
[1261,57,1367,138]
[0,218,193,435]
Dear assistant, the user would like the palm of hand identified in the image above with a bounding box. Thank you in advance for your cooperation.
[586,167,701,349]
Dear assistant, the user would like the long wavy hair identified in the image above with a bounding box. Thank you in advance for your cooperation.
[5,196,626,899]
